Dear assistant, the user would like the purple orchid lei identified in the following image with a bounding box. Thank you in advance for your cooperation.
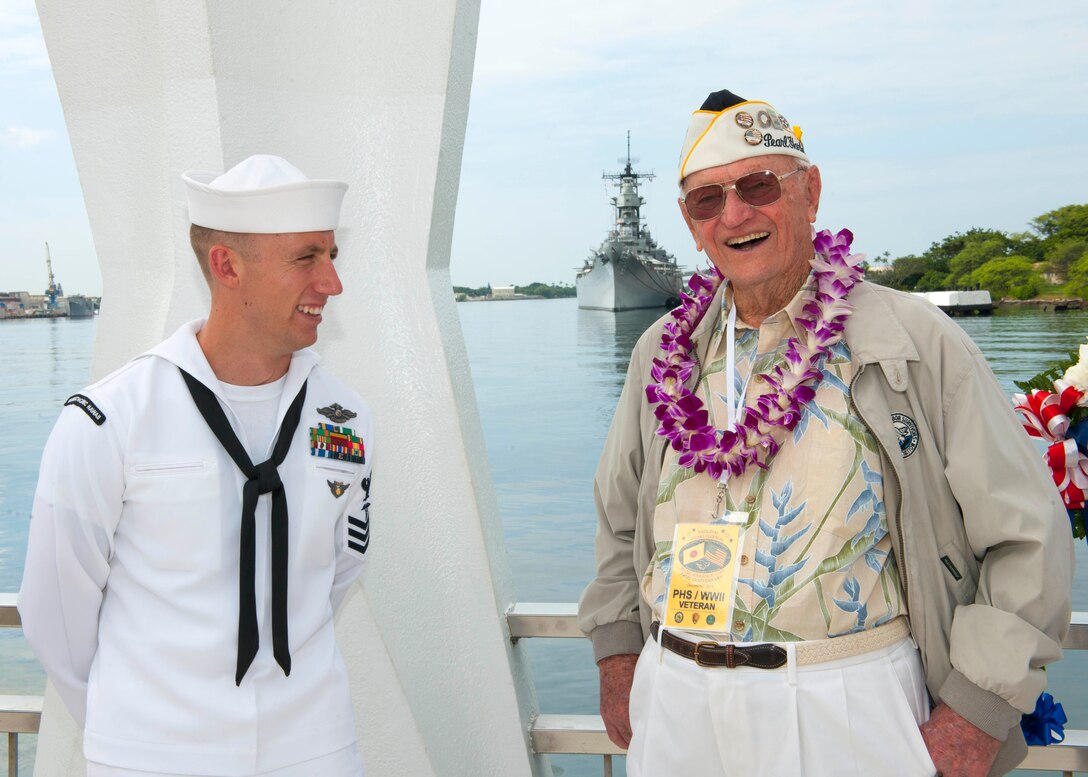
[645,228,865,481]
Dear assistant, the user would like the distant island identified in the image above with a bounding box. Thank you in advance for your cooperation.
[454,282,576,302]
[867,203,1088,301]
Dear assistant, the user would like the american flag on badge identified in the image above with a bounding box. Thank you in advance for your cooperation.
[705,545,727,566]
[680,539,731,573]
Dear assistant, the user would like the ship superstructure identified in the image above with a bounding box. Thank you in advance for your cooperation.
[576,134,683,311]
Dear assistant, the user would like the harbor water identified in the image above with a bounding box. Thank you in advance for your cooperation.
[3,303,1088,776]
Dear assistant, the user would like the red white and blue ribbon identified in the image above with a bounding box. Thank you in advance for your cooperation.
[1013,380,1088,510]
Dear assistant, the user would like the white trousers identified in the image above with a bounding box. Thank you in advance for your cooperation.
[86,742,363,777]
[627,636,937,777]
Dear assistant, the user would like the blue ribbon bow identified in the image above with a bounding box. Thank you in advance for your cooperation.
[1021,692,1067,746]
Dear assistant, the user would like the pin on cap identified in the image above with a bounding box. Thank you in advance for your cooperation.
[184,154,348,234]
[678,89,808,183]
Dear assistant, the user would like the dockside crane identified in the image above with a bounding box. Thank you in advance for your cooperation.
[44,242,64,310]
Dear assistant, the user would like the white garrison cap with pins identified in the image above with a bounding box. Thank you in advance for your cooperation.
[678,89,809,184]
[183,154,348,233]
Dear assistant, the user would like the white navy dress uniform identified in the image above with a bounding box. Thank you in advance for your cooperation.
[19,156,373,777]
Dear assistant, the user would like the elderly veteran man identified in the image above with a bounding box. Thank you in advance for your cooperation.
[19,155,374,777]
[578,89,1072,776]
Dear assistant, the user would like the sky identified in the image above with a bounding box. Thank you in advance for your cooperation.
[1,0,1086,294]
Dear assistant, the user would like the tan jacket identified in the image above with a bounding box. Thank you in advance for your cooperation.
[578,281,1072,774]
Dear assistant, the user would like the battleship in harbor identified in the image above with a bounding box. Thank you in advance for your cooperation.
[575,135,683,311]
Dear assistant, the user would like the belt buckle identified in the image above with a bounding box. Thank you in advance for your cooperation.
[692,641,722,668]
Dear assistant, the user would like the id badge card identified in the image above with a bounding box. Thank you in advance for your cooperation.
[662,514,746,634]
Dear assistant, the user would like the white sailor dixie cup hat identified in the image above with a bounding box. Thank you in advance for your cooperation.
[183,154,348,233]
[678,89,809,184]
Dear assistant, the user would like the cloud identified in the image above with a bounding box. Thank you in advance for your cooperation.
[0,0,37,26]
[452,0,1088,285]
[462,0,1088,183]
[0,0,49,75]
[471,0,1086,125]
[2,126,53,148]
[0,36,48,72]
[472,0,743,87]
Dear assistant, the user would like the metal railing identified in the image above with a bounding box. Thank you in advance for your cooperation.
[0,594,37,777]
[509,604,1088,777]
[3,598,1087,776]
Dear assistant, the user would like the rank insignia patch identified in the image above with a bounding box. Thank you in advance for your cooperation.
[65,394,106,425]
[317,403,358,424]
[327,480,349,498]
[310,423,365,464]
[347,506,370,557]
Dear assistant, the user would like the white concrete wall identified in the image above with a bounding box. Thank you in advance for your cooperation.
[33,1,546,775]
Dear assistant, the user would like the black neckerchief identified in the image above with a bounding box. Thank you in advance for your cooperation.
[179,368,307,684]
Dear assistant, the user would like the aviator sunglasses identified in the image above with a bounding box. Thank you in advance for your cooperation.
[682,168,805,221]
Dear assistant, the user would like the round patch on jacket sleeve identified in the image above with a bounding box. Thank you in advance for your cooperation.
[891,413,919,458]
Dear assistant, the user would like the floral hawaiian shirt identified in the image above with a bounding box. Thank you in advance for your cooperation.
[644,279,905,642]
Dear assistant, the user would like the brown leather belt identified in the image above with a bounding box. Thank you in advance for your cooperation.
[650,616,911,669]
[651,621,786,668]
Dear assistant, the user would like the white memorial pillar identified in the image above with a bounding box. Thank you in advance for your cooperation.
[33,1,547,774]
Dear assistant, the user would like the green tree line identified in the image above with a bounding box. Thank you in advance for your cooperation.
[453,282,576,299]
[872,204,1088,300]
[515,282,576,298]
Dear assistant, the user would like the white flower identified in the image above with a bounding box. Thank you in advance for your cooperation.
[1063,342,1088,403]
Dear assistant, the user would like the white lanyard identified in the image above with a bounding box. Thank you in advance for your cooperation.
[724,300,753,430]
[721,297,752,490]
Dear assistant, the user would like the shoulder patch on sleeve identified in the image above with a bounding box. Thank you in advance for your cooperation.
[65,394,106,426]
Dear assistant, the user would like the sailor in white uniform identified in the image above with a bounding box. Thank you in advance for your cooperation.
[19,155,374,777]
